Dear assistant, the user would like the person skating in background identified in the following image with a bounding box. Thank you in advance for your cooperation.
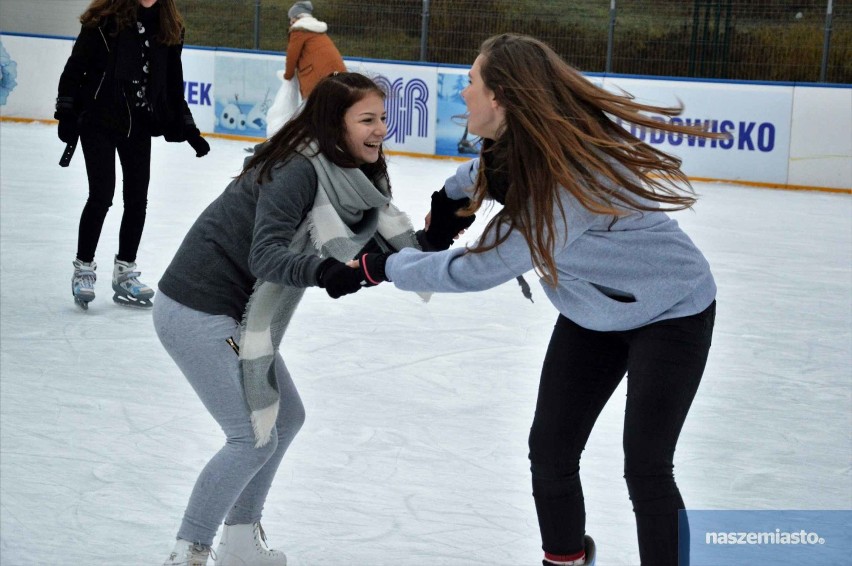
[154,72,469,566]
[350,33,726,566]
[284,1,346,99]
[56,0,209,311]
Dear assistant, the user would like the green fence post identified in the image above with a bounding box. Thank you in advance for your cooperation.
[420,0,430,62]
[820,0,834,82]
[606,0,616,74]
[254,0,261,50]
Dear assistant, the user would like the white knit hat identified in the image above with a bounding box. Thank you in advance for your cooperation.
[288,1,313,19]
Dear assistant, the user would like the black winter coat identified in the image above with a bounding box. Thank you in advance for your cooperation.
[56,9,196,141]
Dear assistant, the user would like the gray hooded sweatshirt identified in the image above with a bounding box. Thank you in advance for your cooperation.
[385,159,716,332]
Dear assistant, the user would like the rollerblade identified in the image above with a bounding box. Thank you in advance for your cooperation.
[163,539,215,566]
[112,256,154,308]
[71,259,96,310]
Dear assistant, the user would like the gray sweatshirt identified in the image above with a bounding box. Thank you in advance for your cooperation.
[386,159,716,331]
[158,155,324,321]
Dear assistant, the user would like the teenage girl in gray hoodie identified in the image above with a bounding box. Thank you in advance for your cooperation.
[351,34,723,566]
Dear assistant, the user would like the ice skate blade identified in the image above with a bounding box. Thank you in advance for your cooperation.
[73,297,90,311]
[112,293,153,309]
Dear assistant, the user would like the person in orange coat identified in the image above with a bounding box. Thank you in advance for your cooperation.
[284,1,346,99]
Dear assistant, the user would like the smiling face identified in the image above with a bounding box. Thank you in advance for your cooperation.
[461,55,505,140]
[342,92,387,165]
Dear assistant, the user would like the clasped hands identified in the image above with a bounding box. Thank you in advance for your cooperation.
[317,187,474,299]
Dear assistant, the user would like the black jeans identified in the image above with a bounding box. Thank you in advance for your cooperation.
[76,118,151,264]
[529,301,715,565]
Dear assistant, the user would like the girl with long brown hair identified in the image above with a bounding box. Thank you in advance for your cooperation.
[56,0,209,311]
[352,33,723,565]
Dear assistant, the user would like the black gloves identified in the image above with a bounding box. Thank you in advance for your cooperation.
[316,258,363,299]
[55,96,78,145]
[316,253,392,299]
[186,128,210,157]
[425,187,475,250]
[357,252,391,285]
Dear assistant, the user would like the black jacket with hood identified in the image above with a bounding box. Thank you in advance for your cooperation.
[56,4,196,141]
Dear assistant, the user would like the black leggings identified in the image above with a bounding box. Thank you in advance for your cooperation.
[529,301,715,565]
[76,120,151,264]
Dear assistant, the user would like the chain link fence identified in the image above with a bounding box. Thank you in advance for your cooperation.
[176,0,851,84]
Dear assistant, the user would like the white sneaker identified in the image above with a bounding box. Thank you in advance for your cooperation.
[215,522,287,566]
[163,539,215,566]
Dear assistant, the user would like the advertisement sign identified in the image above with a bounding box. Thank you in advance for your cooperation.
[181,47,216,134]
[434,67,480,158]
[211,51,282,138]
[603,77,794,184]
[347,59,437,156]
[0,35,70,119]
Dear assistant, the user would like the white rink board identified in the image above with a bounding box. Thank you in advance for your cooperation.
[1,32,849,190]
[788,86,852,189]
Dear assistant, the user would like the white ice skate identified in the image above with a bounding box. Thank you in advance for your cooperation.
[112,256,154,308]
[215,522,287,566]
[71,259,96,310]
[163,539,215,566]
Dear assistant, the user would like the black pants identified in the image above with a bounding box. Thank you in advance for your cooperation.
[529,301,715,565]
[76,119,151,264]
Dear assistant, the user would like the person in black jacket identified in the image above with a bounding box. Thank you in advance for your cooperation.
[56,0,209,311]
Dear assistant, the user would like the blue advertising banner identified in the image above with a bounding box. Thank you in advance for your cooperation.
[435,69,481,158]
[680,510,852,566]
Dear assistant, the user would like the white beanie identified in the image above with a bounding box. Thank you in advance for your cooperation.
[288,1,313,19]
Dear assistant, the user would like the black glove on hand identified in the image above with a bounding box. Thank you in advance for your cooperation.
[425,187,475,250]
[55,96,78,144]
[57,116,79,145]
[186,128,210,157]
[357,252,391,285]
[316,258,363,299]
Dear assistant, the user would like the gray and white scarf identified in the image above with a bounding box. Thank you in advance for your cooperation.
[240,145,421,447]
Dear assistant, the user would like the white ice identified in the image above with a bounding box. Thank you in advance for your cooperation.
[1,121,850,566]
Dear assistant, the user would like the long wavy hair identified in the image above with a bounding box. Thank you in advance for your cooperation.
[242,72,390,191]
[465,33,727,286]
[80,0,184,45]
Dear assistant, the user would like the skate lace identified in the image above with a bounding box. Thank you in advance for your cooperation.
[120,270,141,283]
[117,270,149,290]
[167,544,216,566]
[255,523,275,554]
[75,269,96,287]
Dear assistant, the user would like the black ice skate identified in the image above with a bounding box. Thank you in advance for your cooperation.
[112,257,154,309]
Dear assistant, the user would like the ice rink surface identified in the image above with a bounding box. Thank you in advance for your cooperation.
[1,121,850,565]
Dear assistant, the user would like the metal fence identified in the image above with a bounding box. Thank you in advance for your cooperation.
[176,0,851,84]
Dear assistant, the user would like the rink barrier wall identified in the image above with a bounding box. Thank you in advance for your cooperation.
[1,32,849,193]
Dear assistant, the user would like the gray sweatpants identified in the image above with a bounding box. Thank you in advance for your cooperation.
[153,291,305,546]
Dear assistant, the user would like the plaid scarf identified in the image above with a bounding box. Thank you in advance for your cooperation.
[240,145,420,447]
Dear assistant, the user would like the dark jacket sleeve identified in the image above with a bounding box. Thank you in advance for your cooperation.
[161,30,197,141]
[56,25,101,114]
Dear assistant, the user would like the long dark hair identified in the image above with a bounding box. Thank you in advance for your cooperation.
[243,72,390,190]
[466,33,727,286]
[81,0,184,45]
